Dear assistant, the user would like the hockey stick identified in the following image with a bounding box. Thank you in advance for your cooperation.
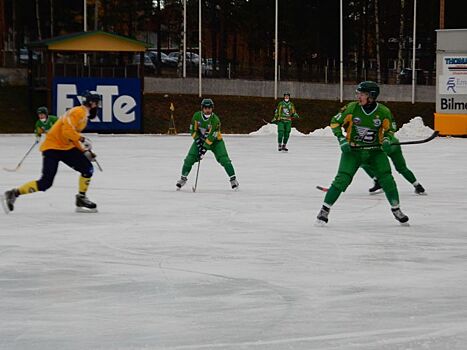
[352,131,439,149]
[93,159,103,172]
[3,140,39,172]
[192,160,201,192]
[316,185,329,192]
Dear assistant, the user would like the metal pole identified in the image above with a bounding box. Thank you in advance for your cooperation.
[274,0,278,100]
[183,0,187,78]
[411,0,416,104]
[198,0,202,97]
[83,0,87,66]
[339,0,343,102]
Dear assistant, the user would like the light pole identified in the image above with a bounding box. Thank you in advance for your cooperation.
[411,0,417,104]
[274,0,278,100]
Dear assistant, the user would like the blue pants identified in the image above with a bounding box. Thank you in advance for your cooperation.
[37,149,93,191]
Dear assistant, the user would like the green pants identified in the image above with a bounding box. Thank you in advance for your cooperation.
[324,149,400,208]
[277,120,292,145]
[362,145,417,185]
[182,139,235,178]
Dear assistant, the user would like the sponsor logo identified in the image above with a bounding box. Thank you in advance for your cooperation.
[56,84,137,123]
[355,126,377,143]
[53,77,141,132]
[440,98,467,111]
[446,77,456,93]
[373,119,381,127]
[443,56,467,75]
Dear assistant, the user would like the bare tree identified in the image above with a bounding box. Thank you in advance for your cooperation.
[35,0,42,40]
[396,0,406,84]
[374,0,381,83]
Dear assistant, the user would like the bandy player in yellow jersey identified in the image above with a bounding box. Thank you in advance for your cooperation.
[2,91,102,214]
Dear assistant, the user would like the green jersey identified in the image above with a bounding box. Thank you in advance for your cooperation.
[330,102,394,147]
[190,111,222,147]
[273,101,299,121]
[35,115,58,136]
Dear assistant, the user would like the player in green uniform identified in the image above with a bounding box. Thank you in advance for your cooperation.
[361,116,425,195]
[176,98,239,190]
[316,81,409,225]
[272,93,300,152]
[35,106,58,141]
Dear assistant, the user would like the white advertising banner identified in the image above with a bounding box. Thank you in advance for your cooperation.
[439,56,467,97]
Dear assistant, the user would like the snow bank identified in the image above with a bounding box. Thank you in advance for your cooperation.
[249,116,433,139]
[395,116,434,139]
[249,123,307,136]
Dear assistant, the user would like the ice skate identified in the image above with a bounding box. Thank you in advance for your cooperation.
[414,183,426,195]
[282,144,288,152]
[1,189,19,214]
[75,193,98,213]
[391,207,409,225]
[369,179,383,194]
[315,205,330,226]
[278,144,282,152]
[230,176,239,190]
[176,176,188,190]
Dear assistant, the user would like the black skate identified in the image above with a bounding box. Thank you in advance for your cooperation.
[1,189,18,214]
[278,144,282,152]
[414,183,426,195]
[75,194,97,213]
[315,205,330,225]
[391,207,409,225]
[176,176,188,190]
[230,176,239,190]
[369,179,383,194]
[282,144,288,152]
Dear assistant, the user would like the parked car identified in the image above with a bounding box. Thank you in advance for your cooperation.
[133,53,156,73]
[399,68,425,84]
[147,51,177,67]
[168,51,200,65]
[19,48,39,64]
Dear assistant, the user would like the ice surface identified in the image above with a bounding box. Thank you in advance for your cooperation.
[1,127,466,350]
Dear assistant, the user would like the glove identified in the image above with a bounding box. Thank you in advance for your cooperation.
[89,107,98,120]
[338,137,351,153]
[195,137,206,158]
[83,150,97,162]
[381,137,392,154]
[80,137,92,151]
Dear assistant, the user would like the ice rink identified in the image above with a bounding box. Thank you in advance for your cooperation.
[1,122,467,349]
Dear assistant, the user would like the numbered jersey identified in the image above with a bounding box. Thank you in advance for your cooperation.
[330,101,394,146]
[190,111,223,146]
[35,115,58,136]
[274,101,298,121]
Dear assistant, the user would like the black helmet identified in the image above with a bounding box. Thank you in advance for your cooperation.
[201,98,214,108]
[356,81,380,100]
[283,92,291,97]
[81,90,102,107]
[36,106,48,115]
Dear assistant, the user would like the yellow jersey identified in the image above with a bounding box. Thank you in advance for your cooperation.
[40,106,89,152]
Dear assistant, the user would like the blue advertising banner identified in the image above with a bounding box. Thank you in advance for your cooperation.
[52,77,142,132]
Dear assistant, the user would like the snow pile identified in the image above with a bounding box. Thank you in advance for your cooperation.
[309,126,334,137]
[395,116,434,139]
[249,123,307,136]
[249,116,433,139]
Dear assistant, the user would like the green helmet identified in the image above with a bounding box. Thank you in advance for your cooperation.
[201,98,214,108]
[36,106,48,115]
[356,81,380,100]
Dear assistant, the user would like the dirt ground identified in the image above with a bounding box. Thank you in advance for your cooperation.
[0,87,435,134]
